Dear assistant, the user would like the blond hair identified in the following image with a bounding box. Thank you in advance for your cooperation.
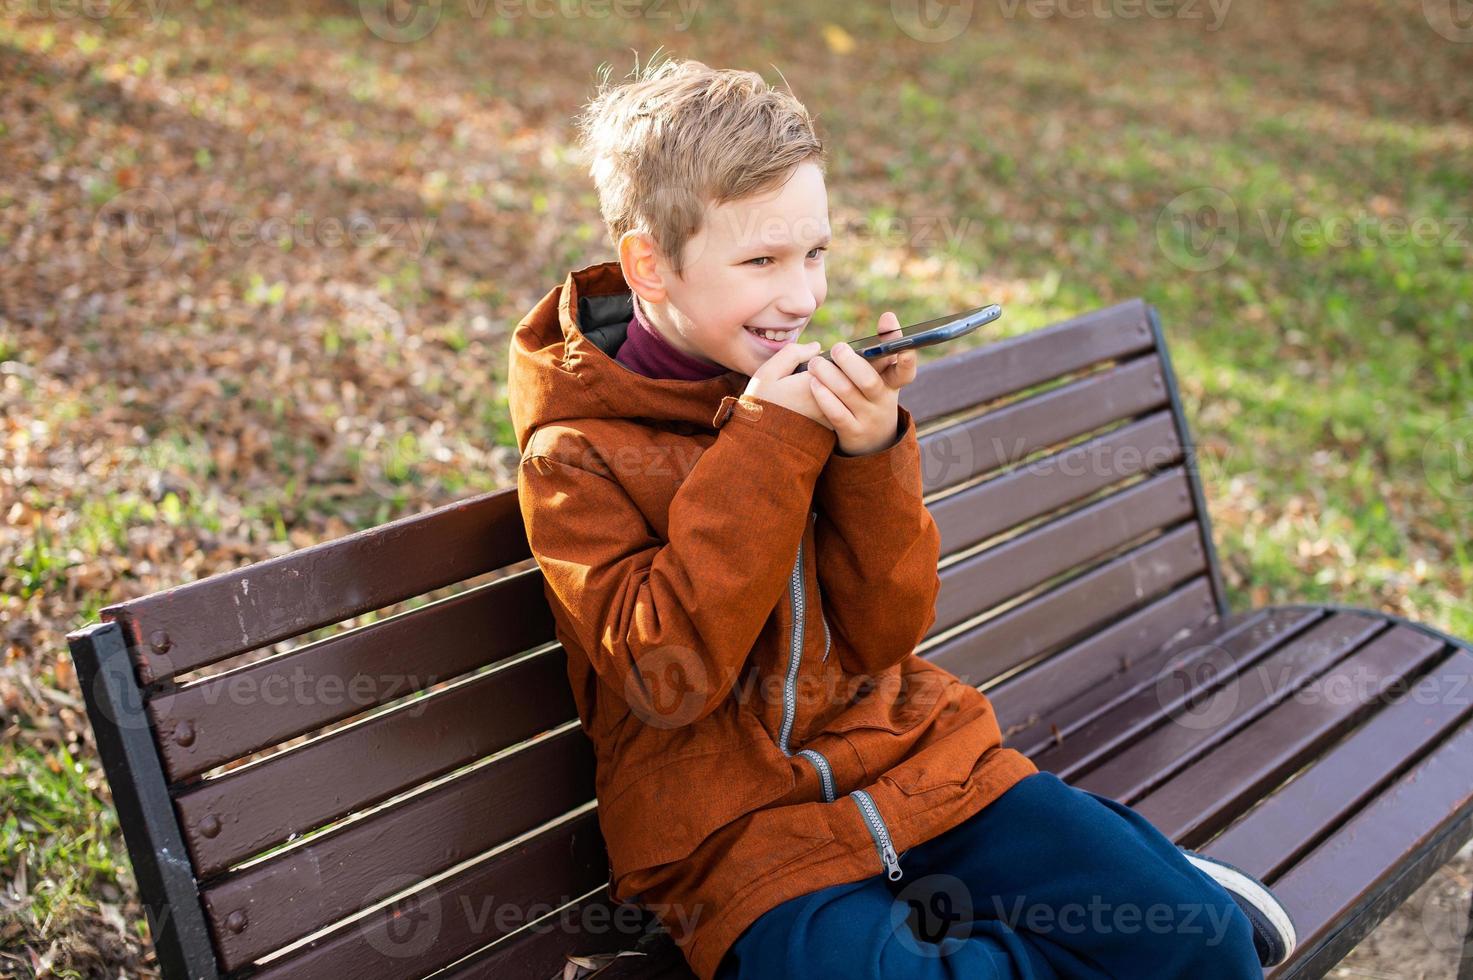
[574,54,826,277]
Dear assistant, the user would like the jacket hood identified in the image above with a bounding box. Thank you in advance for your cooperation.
[507,260,748,455]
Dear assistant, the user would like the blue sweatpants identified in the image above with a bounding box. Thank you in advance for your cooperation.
[715,770,1262,979]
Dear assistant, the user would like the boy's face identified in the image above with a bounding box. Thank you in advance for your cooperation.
[648,161,831,377]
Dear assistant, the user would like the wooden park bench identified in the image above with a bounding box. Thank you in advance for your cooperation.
[68,298,1473,980]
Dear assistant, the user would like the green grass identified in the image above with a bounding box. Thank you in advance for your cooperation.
[1,743,134,961]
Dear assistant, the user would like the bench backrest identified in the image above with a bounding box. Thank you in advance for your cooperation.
[68,297,1227,980]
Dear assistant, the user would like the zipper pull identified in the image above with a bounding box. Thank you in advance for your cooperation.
[881,842,903,881]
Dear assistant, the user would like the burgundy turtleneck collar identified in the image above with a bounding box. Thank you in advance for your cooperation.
[614,296,732,381]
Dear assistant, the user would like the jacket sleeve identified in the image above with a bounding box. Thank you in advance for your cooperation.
[518,393,837,728]
[813,403,942,677]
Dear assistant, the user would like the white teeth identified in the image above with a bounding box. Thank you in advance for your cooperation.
[748,327,792,342]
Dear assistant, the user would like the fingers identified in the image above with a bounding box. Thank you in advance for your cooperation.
[829,342,888,398]
[807,373,855,429]
[805,346,863,409]
[756,340,820,381]
[879,347,917,389]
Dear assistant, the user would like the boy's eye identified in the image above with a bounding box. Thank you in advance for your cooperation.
[746,247,827,266]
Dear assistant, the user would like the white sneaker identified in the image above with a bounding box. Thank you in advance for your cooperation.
[1179,847,1298,968]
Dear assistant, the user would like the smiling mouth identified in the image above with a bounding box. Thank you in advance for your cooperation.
[744,325,801,342]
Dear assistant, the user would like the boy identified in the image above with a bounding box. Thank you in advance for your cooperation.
[508,57,1296,979]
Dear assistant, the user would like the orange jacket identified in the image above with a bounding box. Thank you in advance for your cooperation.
[509,261,1038,980]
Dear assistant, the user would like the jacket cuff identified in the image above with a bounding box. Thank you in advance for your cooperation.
[818,404,924,494]
[712,393,837,465]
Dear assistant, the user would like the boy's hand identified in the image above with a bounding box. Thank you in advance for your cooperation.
[806,312,917,456]
[742,341,834,430]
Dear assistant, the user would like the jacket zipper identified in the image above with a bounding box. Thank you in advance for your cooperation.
[850,789,903,881]
[782,511,900,882]
[812,510,831,662]
[777,532,805,757]
[795,748,835,802]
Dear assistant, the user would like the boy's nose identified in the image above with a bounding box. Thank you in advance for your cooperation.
[777,271,819,322]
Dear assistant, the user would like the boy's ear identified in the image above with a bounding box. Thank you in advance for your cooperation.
[618,231,669,303]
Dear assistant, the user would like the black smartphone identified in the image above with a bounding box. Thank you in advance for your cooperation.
[793,303,1003,374]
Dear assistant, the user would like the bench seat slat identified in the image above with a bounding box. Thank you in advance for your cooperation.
[178,650,577,877]
[204,728,595,971]
[1137,629,1461,851]
[926,526,1207,686]
[1245,717,1473,978]
[1033,609,1338,778]
[1189,641,1473,877]
[1056,613,1388,802]
[917,354,1168,496]
[153,569,555,783]
[998,608,1318,760]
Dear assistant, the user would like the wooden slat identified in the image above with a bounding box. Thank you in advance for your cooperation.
[1000,608,1317,760]
[931,468,1195,637]
[204,728,595,970]
[1257,719,1473,979]
[917,355,1169,495]
[931,410,1181,559]
[900,298,1154,427]
[177,649,577,878]
[925,525,1207,687]
[1199,642,1473,878]
[104,488,530,684]
[152,569,556,783]
[245,809,610,980]
[1051,613,1389,802]
[1034,608,1334,778]
[994,581,1226,749]
[1135,627,1456,849]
